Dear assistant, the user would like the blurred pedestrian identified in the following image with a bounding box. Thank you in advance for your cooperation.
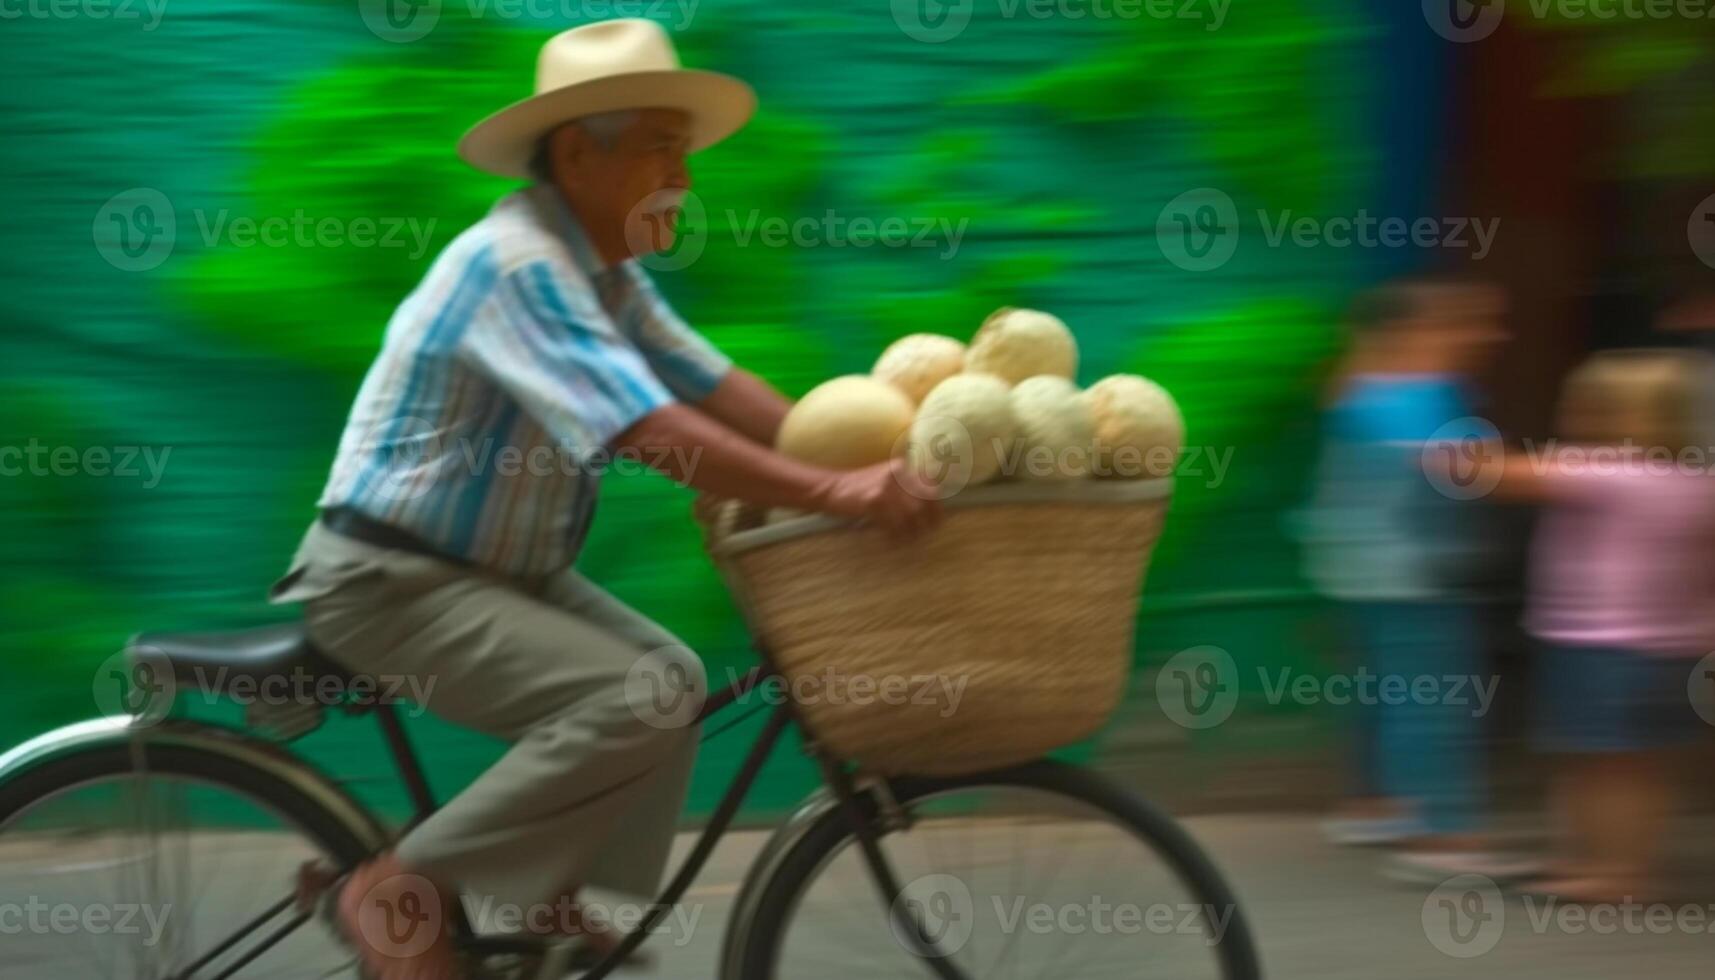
[1483,348,1715,902]
[1297,278,1522,879]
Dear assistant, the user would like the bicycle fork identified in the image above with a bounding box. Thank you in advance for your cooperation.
[816,756,974,980]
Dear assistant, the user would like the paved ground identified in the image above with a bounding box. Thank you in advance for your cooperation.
[4,814,1712,978]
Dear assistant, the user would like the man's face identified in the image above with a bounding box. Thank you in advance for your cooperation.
[555,108,694,257]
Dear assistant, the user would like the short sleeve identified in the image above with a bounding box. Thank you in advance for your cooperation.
[612,263,733,403]
[458,259,675,458]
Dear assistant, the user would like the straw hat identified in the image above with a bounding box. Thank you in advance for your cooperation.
[458,19,756,178]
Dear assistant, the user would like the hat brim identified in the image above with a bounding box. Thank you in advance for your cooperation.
[458,69,757,178]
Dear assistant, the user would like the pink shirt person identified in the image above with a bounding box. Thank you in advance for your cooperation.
[1525,450,1715,657]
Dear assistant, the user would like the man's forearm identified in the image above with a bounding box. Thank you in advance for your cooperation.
[615,402,830,510]
[695,368,792,446]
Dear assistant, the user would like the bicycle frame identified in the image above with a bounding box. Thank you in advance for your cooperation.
[361,652,970,980]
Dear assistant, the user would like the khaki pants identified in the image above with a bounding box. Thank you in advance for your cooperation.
[269,522,702,909]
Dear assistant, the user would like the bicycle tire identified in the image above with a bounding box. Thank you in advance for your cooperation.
[0,742,376,867]
[731,759,1263,980]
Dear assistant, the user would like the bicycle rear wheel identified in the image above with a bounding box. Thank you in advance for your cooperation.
[0,740,374,979]
[734,760,1261,980]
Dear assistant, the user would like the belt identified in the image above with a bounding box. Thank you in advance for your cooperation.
[319,507,472,568]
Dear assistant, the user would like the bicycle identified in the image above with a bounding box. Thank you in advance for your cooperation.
[0,622,1261,979]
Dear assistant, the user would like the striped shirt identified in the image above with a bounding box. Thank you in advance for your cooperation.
[312,183,731,577]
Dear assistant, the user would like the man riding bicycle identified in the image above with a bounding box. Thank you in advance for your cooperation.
[268,19,940,978]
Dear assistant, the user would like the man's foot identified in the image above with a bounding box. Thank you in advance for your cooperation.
[335,853,462,980]
[533,890,650,970]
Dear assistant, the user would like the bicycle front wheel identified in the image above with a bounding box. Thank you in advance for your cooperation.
[734,759,1261,980]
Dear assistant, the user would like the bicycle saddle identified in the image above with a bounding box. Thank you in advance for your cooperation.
[131,622,350,691]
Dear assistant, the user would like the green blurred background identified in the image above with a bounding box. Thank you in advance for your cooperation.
[2,0,1709,822]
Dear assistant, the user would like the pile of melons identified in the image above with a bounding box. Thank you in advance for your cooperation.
[774,308,1184,500]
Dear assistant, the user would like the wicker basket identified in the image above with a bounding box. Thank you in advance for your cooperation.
[709,479,1172,776]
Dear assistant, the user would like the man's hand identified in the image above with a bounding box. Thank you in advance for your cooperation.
[812,458,943,539]
[616,404,941,539]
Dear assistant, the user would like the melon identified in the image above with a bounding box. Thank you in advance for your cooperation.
[909,373,1017,493]
[873,334,966,404]
[1008,376,1096,481]
[1082,374,1183,479]
[965,308,1077,386]
[776,375,915,470]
